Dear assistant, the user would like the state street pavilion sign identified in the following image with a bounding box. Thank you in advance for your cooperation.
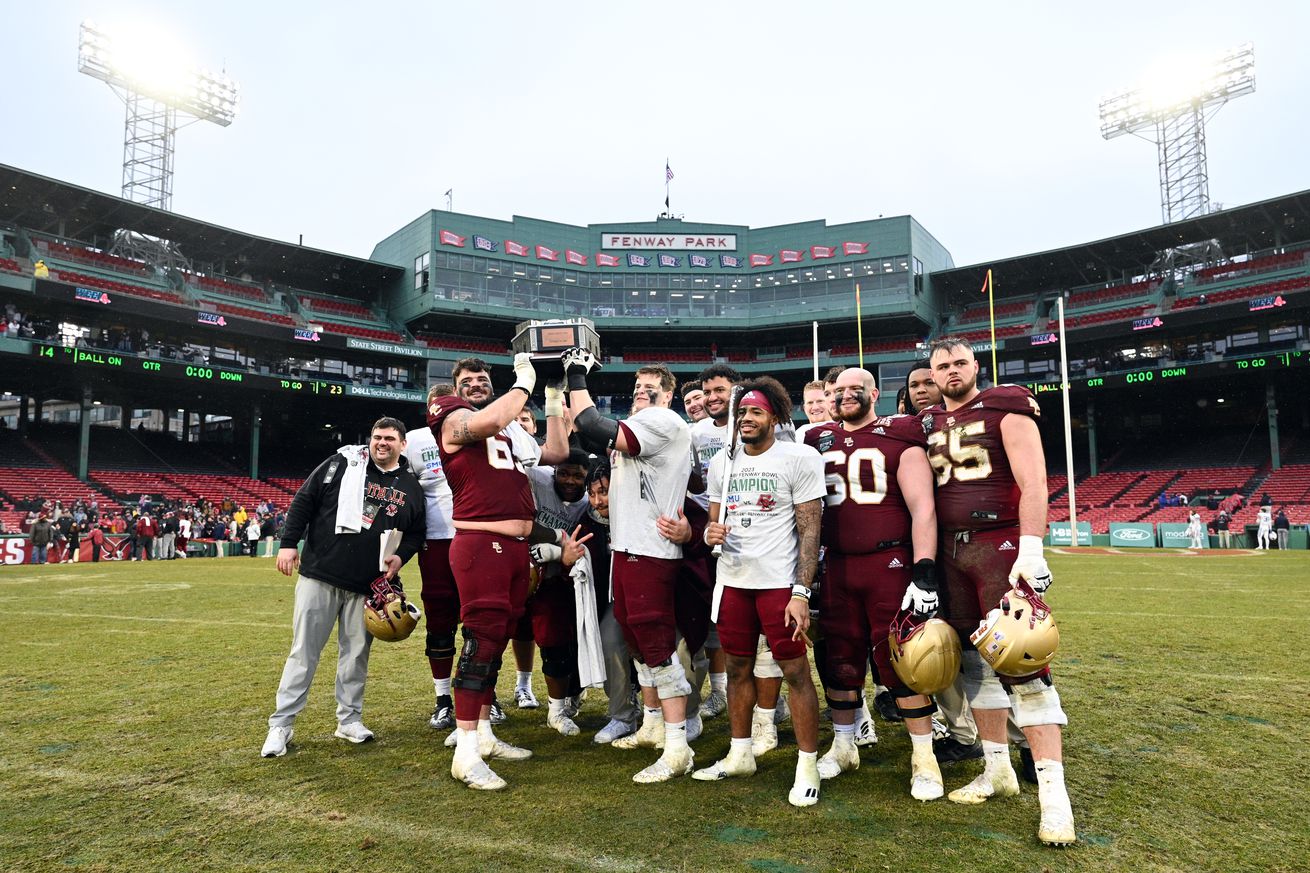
[600,233,737,251]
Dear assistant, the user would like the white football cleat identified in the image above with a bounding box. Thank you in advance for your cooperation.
[593,718,637,744]
[633,747,694,784]
[1038,806,1078,847]
[692,746,756,781]
[949,766,1021,804]
[547,710,581,737]
[817,740,860,780]
[443,729,459,748]
[910,747,945,801]
[613,713,664,750]
[788,755,822,807]
[333,721,374,744]
[261,725,293,758]
[514,687,540,709]
[479,734,533,761]
[853,704,879,747]
[451,754,507,791]
[751,717,778,757]
[698,689,727,720]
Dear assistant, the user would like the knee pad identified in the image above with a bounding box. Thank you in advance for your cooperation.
[425,630,456,662]
[1006,674,1068,728]
[540,645,574,679]
[649,657,692,700]
[825,695,861,711]
[753,639,784,679]
[960,648,1010,710]
[452,629,496,693]
[896,701,937,720]
[634,660,655,689]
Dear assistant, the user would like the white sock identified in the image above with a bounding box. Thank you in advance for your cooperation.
[982,740,1010,774]
[730,736,753,753]
[754,706,776,723]
[909,731,934,749]
[454,727,479,758]
[516,671,532,691]
[548,697,566,717]
[797,749,818,763]
[664,720,688,752]
[710,672,727,693]
[434,678,451,698]
[477,718,494,741]
[832,722,855,747]
[1035,759,1072,811]
[1035,759,1065,786]
[644,706,662,721]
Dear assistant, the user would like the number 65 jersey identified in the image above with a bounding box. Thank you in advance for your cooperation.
[803,414,926,554]
[919,384,1040,534]
[427,394,536,523]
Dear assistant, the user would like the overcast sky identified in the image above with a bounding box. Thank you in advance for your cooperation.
[3,1,1307,267]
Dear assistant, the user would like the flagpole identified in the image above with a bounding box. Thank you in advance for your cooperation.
[664,158,671,214]
[855,282,864,368]
[986,269,998,383]
[812,321,819,381]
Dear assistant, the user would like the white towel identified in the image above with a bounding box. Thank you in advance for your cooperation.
[571,548,607,689]
[333,444,370,534]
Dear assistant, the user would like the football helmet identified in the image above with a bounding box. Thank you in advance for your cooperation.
[364,575,421,642]
[969,580,1059,677]
[888,610,961,696]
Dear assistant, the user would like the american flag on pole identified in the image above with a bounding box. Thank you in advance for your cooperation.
[666,162,674,182]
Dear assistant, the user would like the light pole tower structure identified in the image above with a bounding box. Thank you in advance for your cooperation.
[77,20,239,267]
[1098,44,1255,227]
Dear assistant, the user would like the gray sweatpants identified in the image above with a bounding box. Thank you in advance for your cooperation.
[600,607,638,723]
[269,575,372,728]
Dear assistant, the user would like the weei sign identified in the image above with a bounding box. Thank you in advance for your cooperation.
[1047,521,1092,546]
[1109,523,1156,548]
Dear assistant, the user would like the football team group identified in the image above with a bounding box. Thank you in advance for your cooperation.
[259,336,1076,849]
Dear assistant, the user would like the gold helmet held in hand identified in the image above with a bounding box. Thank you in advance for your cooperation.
[364,575,421,642]
[970,579,1059,677]
[888,610,961,695]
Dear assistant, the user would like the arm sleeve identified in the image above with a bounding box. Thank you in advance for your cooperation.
[280,456,332,547]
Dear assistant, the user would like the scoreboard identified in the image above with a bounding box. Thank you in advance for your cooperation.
[1026,350,1307,395]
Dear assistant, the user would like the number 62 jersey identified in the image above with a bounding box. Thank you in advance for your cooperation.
[427,394,536,523]
[919,384,1040,534]
[803,414,927,554]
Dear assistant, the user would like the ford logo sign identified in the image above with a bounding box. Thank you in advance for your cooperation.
[1113,528,1151,541]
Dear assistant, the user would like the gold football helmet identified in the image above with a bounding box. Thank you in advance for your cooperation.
[969,580,1059,677]
[888,611,961,695]
[363,575,421,642]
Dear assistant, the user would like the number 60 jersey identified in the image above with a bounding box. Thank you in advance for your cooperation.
[803,414,927,554]
[919,384,1041,534]
[427,394,536,524]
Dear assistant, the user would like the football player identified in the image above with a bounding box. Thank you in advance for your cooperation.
[795,380,832,441]
[804,369,945,801]
[924,337,1075,846]
[697,378,826,807]
[564,352,699,783]
[681,380,708,423]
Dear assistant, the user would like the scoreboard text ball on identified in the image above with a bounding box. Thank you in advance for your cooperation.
[512,318,601,378]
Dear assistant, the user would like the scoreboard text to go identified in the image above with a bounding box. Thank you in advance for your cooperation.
[35,344,345,395]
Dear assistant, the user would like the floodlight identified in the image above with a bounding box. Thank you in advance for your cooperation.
[1098,43,1254,224]
[78,19,240,215]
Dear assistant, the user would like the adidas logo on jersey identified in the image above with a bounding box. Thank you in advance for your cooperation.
[872,427,886,435]
[888,557,904,568]
[999,541,1016,551]
[971,402,984,409]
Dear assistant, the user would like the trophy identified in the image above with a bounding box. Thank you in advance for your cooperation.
[511,318,601,381]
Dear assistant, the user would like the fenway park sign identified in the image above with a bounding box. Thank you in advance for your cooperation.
[601,233,737,251]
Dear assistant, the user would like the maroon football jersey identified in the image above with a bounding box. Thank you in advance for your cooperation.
[804,414,926,554]
[427,395,535,523]
[919,384,1041,533]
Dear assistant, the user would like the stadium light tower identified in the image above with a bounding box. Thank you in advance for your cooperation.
[78,20,239,214]
[1098,43,1254,225]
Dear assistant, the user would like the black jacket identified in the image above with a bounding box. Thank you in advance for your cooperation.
[279,451,426,596]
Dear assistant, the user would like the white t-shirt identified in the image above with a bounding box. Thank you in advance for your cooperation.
[404,426,455,540]
[505,420,542,468]
[610,405,691,560]
[795,420,834,442]
[706,440,826,589]
[689,417,730,510]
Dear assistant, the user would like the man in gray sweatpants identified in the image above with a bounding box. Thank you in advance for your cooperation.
[261,416,426,758]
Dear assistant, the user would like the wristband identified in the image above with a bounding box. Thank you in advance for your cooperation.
[511,385,531,396]
[567,370,590,392]
[1018,535,1043,559]
[702,525,713,546]
[790,584,811,601]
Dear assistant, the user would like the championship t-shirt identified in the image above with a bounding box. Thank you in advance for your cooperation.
[528,465,587,533]
[706,440,826,589]
[610,405,692,560]
[403,425,455,540]
[689,417,730,510]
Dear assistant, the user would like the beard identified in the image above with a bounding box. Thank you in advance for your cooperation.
[939,373,977,400]
[837,392,872,422]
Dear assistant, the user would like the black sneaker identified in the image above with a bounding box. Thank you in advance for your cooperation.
[489,699,507,725]
[933,736,984,764]
[428,695,454,730]
[873,689,903,722]
[1018,744,1038,784]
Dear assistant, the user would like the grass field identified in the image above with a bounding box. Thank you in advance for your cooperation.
[2,550,1308,872]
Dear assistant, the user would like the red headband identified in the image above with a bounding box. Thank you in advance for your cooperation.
[738,390,774,416]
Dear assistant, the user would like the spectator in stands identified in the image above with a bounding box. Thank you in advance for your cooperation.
[1158,491,1169,509]
[262,512,279,556]
[29,515,54,564]
[1215,510,1232,549]
[1207,489,1221,511]
[234,505,248,527]
[1274,509,1290,551]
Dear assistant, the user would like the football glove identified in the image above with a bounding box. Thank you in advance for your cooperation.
[561,346,601,390]
[900,558,939,618]
[1008,535,1052,593]
[530,543,563,565]
[512,352,537,395]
